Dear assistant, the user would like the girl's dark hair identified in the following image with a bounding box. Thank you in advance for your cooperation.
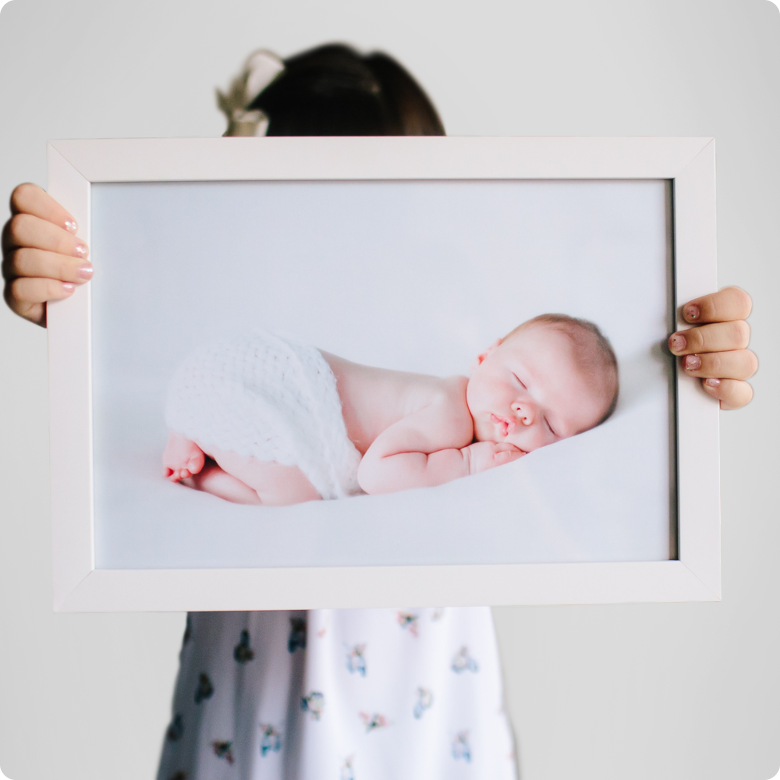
[248,44,445,137]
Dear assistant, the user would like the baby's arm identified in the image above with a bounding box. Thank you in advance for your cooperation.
[357,399,523,495]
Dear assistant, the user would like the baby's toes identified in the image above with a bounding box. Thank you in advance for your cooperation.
[187,449,205,475]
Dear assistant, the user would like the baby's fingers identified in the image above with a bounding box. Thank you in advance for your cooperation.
[701,378,754,411]
[9,182,78,233]
[495,448,525,465]
[681,286,752,324]
[681,349,758,380]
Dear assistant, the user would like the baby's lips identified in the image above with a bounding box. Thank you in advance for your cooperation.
[490,413,516,436]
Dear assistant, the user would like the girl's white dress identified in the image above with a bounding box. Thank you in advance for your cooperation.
[158,331,517,779]
[156,607,517,780]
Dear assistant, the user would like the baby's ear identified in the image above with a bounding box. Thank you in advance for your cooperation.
[481,338,503,361]
[470,339,503,374]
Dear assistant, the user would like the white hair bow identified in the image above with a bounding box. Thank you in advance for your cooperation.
[217,49,285,137]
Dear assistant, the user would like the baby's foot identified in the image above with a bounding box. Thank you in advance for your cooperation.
[163,430,205,482]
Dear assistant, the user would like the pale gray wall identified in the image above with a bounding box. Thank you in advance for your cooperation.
[0,0,778,778]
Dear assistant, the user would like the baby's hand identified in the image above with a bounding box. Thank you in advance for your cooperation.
[668,287,756,410]
[466,440,526,475]
[2,183,91,326]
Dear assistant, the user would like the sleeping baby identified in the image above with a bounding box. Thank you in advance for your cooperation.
[162,314,619,506]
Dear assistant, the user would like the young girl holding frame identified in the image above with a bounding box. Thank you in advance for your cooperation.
[2,43,756,780]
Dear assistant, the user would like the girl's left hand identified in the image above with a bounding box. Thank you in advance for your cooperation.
[668,286,756,410]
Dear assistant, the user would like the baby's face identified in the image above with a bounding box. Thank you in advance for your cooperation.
[467,326,610,454]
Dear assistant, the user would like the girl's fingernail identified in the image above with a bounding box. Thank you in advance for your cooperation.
[65,219,78,233]
[669,333,687,352]
[74,244,87,258]
[62,282,75,293]
[684,303,700,321]
[77,264,94,280]
[684,354,701,371]
[705,378,721,388]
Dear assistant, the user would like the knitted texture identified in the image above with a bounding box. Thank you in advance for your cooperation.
[165,330,362,500]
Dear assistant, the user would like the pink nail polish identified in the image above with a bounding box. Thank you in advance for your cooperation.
[78,264,94,280]
[62,282,75,293]
[684,354,701,371]
[65,219,78,233]
[685,303,700,321]
[74,244,87,258]
[669,333,686,352]
[705,378,721,387]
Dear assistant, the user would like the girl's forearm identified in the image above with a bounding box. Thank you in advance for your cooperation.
[357,447,471,494]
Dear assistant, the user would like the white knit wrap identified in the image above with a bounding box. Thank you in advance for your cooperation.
[165,330,363,500]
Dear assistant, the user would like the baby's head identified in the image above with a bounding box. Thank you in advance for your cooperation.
[467,314,619,454]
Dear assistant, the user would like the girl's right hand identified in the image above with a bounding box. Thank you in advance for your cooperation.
[2,183,92,327]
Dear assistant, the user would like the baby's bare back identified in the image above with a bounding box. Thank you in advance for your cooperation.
[321,352,473,455]
[324,353,517,494]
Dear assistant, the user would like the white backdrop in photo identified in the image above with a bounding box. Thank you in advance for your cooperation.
[90,178,674,569]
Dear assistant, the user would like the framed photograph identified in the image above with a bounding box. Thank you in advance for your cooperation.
[47,136,718,612]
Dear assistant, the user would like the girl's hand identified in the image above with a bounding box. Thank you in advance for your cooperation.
[668,286,756,410]
[2,183,92,327]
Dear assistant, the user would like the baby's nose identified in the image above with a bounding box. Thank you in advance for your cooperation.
[512,401,534,425]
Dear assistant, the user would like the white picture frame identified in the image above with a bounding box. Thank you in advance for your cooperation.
[46,136,718,612]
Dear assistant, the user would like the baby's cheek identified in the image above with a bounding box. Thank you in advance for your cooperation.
[517,430,548,452]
